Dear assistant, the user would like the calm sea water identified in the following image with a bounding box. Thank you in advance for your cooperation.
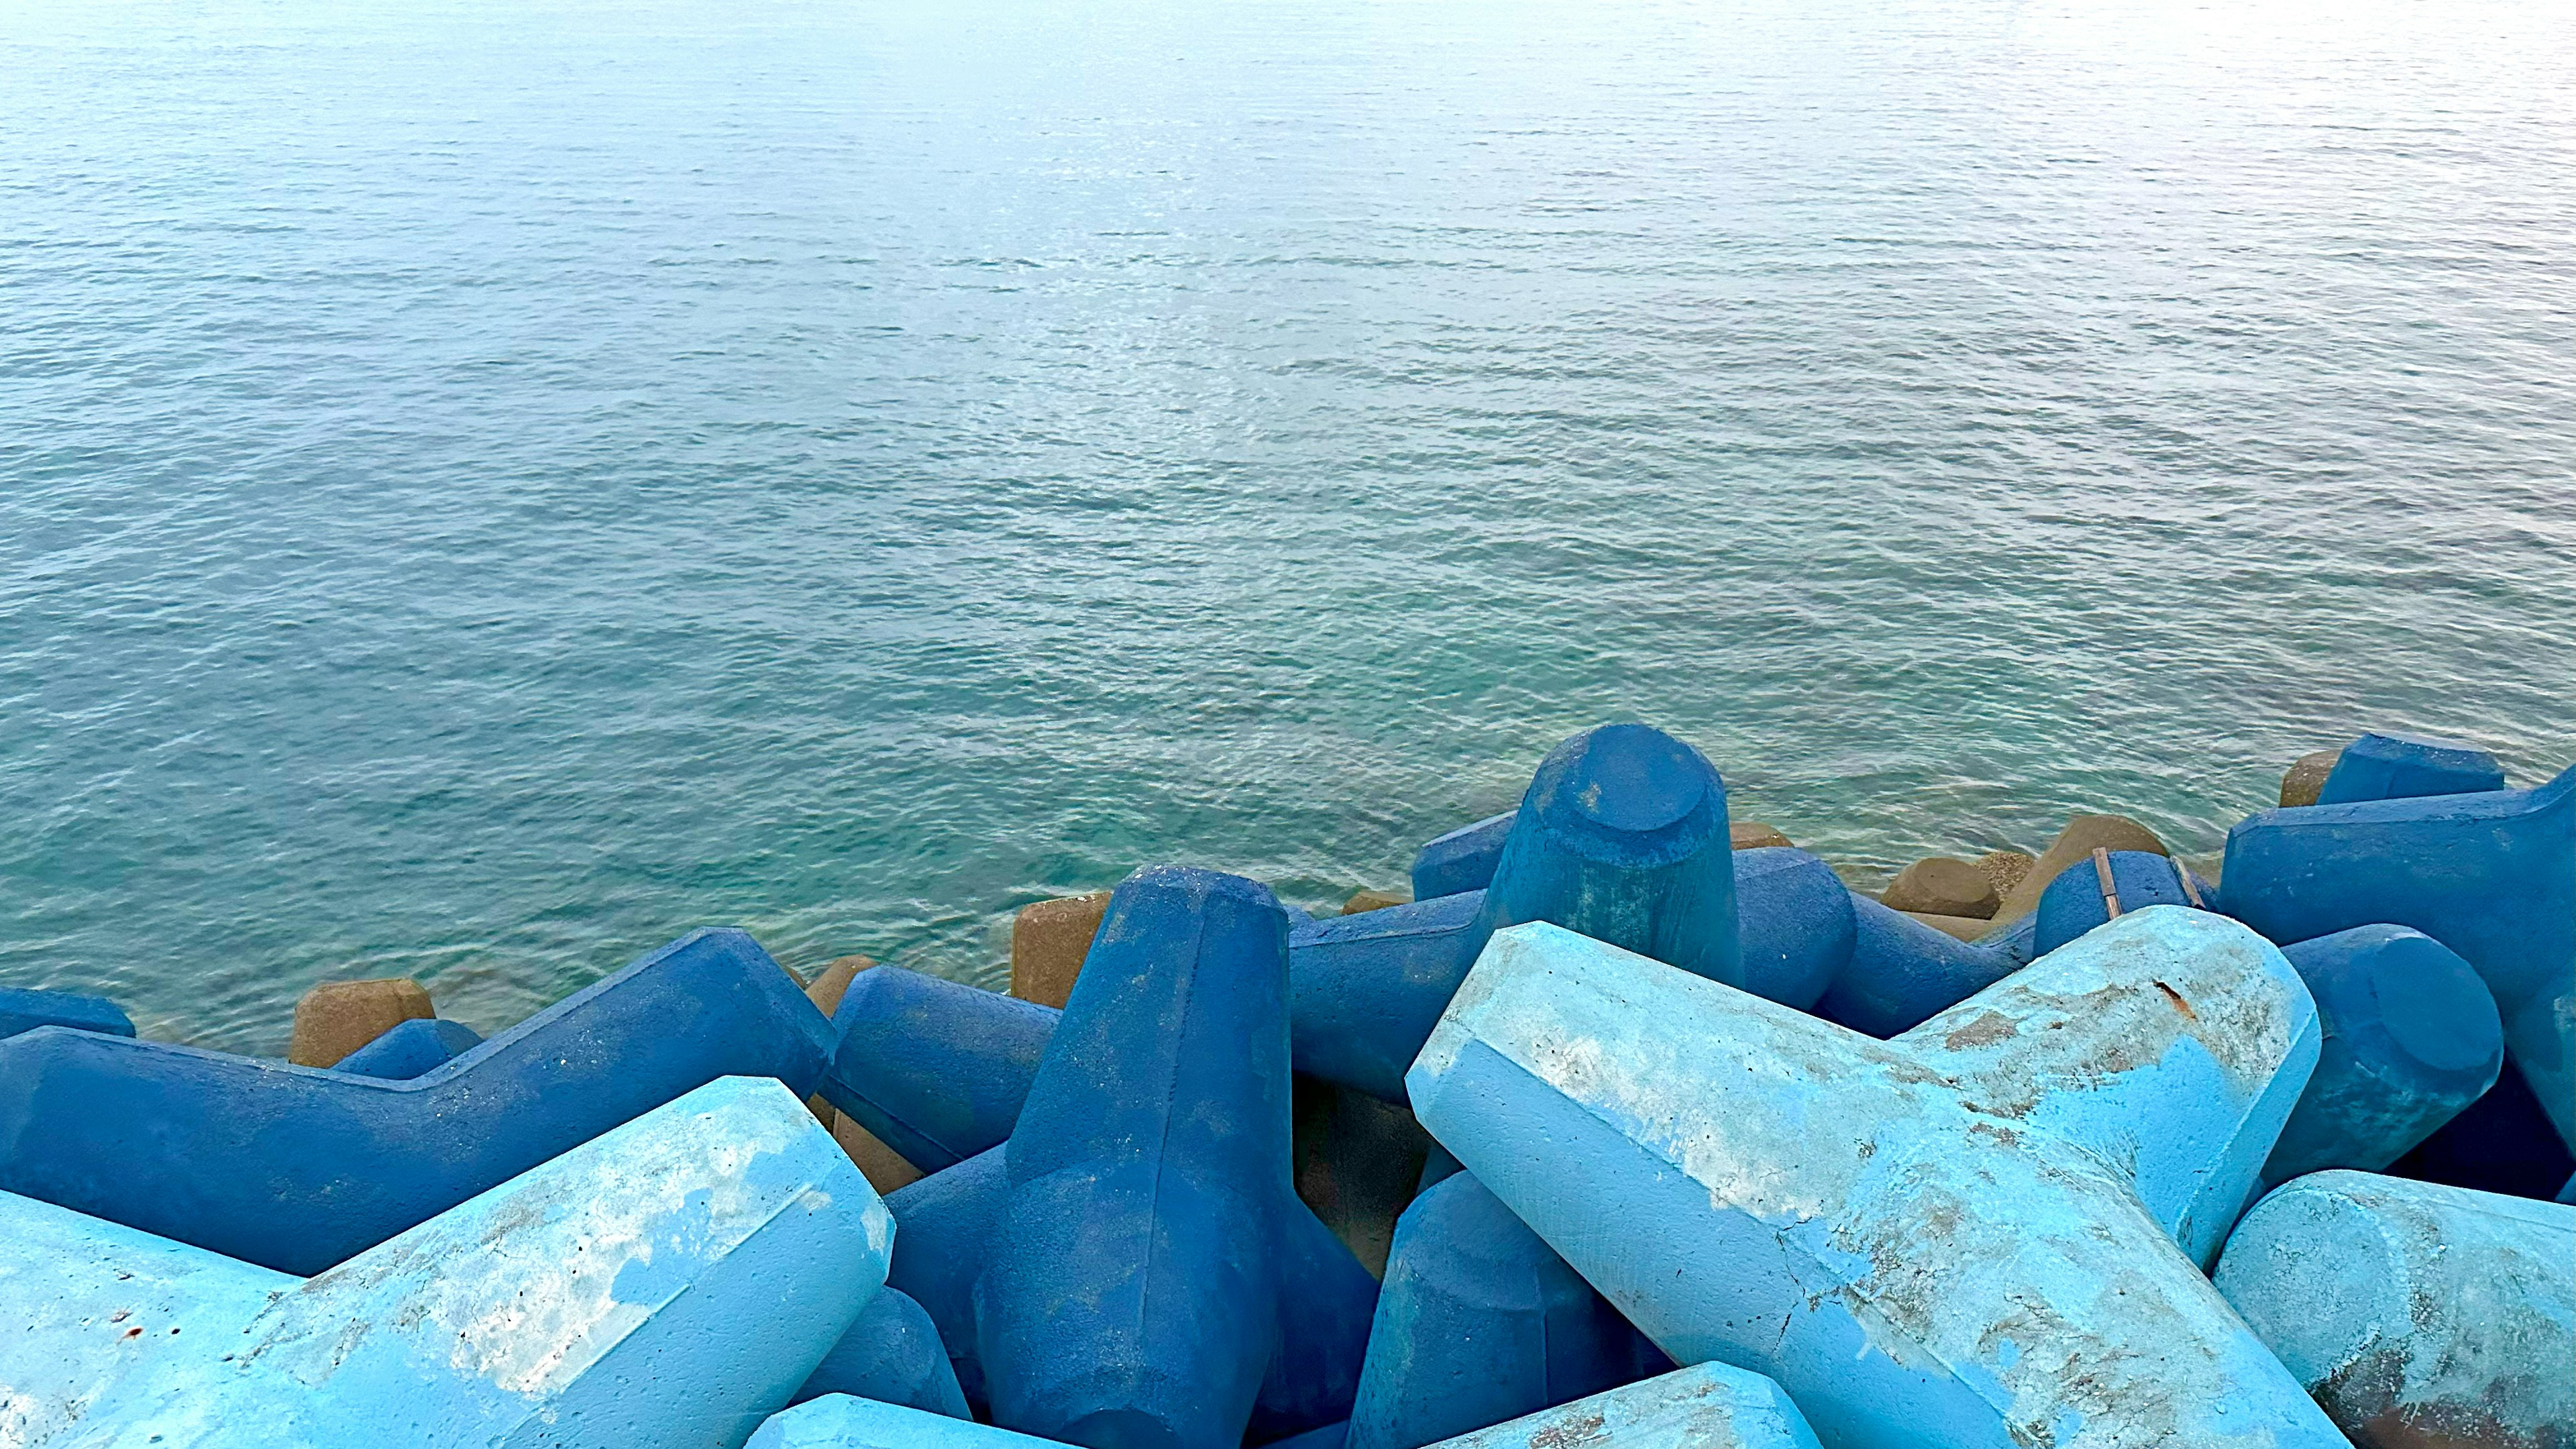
[5,0,2571,1053]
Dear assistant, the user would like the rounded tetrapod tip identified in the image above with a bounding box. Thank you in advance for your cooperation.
[1526,724,1722,865]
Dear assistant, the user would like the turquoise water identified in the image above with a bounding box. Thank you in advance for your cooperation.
[5,0,2571,1053]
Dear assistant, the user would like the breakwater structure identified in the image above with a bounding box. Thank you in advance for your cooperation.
[1,722,2569,1449]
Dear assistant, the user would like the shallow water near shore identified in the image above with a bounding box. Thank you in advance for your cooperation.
[4,0,2572,1053]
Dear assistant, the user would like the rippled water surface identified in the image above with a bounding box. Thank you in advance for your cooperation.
[5,0,2571,1051]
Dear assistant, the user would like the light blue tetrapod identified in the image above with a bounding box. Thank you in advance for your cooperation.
[2315,730,2507,806]
[0,1075,891,1449]
[2214,1170,2573,1449]
[793,1285,971,1419]
[751,1395,1062,1449]
[2262,925,2503,1187]
[1408,908,2343,1449]
[2224,765,2574,1150]
[1416,1361,1823,1449]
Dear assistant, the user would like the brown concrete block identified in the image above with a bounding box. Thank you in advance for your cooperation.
[1902,910,2003,943]
[1881,857,2000,920]
[830,1107,924,1196]
[1730,820,1794,851]
[1972,849,2038,900]
[2279,749,2340,808]
[1342,888,1407,915]
[804,954,875,1020]
[287,977,435,1068]
[1011,891,1112,1010]
[1991,814,2167,925]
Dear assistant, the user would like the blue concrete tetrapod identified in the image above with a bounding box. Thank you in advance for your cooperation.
[2314,730,2507,806]
[1346,1171,1668,1449]
[331,1016,486,1079]
[0,1076,891,1449]
[2263,925,2503,1187]
[1295,841,2035,1104]
[820,964,1059,1172]
[2031,848,2213,955]
[1411,812,1515,901]
[1416,1362,1822,1449]
[975,865,1378,1449]
[0,926,839,1274]
[1296,726,1750,1105]
[0,986,134,1042]
[2215,1170,2574,1449]
[1467,724,1739,985]
[1409,908,2345,1449]
[793,1285,971,1419]
[2224,765,2574,1150]
[884,1142,1014,1408]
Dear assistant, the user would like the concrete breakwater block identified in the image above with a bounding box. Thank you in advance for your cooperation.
[1878,855,1997,919]
[820,963,1059,1173]
[794,1285,971,1419]
[2280,748,2341,808]
[2032,847,2213,955]
[2315,729,2508,806]
[1411,812,1515,901]
[1295,724,1747,1104]
[0,926,840,1275]
[0,986,133,1042]
[286,975,434,1067]
[2214,1170,2574,1449]
[0,1075,892,1449]
[911,867,1379,1448]
[1297,839,2038,1104]
[1988,812,2167,926]
[1414,1362,1822,1449]
[2224,764,2575,1150]
[1011,890,1112,1009]
[1409,908,2345,1448]
[329,1015,485,1079]
[2263,924,2503,1187]
[1346,1171,1668,1449]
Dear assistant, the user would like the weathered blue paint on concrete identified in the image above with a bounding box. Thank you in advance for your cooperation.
[1468,724,1740,989]
[751,1395,1061,1449]
[331,1016,485,1079]
[0,1075,891,1449]
[2264,925,2503,1187]
[2224,764,2575,1150]
[1815,895,2036,1038]
[2216,1170,2575,1449]
[793,1285,971,1419]
[2316,730,2508,806]
[1412,812,1515,901]
[1419,1362,1822,1449]
[821,964,1059,1172]
[2033,849,2210,955]
[1347,1171,1669,1449]
[1409,909,2343,1449]
[975,866,1378,1449]
[0,985,133,1042]
[0,926,839,1274]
